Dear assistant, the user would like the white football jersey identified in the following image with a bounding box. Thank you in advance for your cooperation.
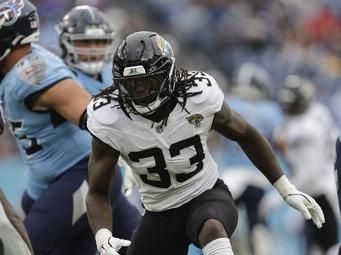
[274,102,338,197]
[87,72,224,211]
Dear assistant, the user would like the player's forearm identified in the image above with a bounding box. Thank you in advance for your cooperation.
[238,125,284,184]
[86,192,113,235]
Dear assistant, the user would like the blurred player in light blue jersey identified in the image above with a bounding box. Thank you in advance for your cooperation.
[214,63,284,255]
[56,5,141,249]
[56,5,114,94]
[0,1,139,254]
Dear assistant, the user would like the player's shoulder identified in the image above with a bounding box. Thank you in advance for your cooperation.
[87,96,121,126]
[186,71,224,106]
[310,102,331,115]
[308,102,335,125]
[14,44,69,86]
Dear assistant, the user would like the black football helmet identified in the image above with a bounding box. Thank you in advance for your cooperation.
[56,5,115,75]
[277,75,315,115]
[0,0,39,61]
[113,31,176,116]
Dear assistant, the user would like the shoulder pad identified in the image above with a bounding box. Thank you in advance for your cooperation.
[15,52,46,86]
[187,71,224,105]
[87,98,119,126]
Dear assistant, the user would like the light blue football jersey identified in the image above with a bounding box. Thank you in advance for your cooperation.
[72,63,112,95]
[215,96,284,168]
[0,44,91,199]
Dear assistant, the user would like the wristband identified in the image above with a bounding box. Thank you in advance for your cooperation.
[273,175,296,199]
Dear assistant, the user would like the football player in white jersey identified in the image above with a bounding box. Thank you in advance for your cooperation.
[85,31,325,255]
[273,75,340,254]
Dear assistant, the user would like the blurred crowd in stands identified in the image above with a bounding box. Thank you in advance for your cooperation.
[1,0,341,157]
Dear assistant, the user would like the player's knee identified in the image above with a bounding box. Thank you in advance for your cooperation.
[198,219,227,247]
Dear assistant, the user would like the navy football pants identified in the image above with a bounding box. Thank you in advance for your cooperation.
[22,157,140,255]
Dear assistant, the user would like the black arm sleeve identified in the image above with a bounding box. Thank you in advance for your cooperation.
[79,109,88,131]
[0,109,4,135]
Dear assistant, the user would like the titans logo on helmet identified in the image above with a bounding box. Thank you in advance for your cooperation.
[0,0,24,27]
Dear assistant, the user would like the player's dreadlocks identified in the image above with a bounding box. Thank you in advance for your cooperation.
[93,69,202,128]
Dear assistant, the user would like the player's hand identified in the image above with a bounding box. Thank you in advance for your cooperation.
[273,175,325,228]
[96,228,131,255]
[99,236,131,255]
[284,190,325,228]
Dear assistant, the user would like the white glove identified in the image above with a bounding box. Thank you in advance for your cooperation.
[273,175,325,228]
[95,228,131,255]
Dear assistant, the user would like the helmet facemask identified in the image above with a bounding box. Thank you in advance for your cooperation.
[57,5,115,75]
[115,56,175,116]
[113,32,177,117]
[61,30,115,75]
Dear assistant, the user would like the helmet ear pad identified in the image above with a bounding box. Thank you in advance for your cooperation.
[0,0,40,61]
[113,31,176,116]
